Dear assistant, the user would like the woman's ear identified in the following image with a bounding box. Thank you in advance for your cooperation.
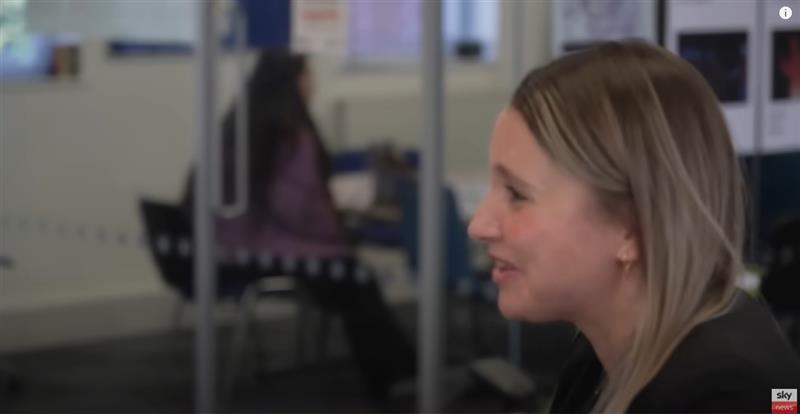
[616,232,640,263]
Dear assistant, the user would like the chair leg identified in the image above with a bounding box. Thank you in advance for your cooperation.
[244,295,269,372]
[295,291,311,366]
[315,308,331,362]
[225,287,257,397]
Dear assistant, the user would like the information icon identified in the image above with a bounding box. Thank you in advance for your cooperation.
[780,6,793,20]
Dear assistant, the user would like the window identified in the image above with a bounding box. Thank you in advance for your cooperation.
[0,0,81,81]
[346,0,499,67]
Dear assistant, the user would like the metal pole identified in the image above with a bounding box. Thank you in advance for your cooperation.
[194,1,217,412]
[333,99,348,149]
[510,0,524,86]
[419,1,444,412]
[748,1,764,264]
[508,0,525,367]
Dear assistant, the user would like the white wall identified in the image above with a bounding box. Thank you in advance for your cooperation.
[0,0,552,352]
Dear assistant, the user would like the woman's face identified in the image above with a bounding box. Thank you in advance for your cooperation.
[468,108,631,322]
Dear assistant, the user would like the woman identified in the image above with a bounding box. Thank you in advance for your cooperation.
[186,51,414,400]
[468,41,800,413]
[216,52,348,257]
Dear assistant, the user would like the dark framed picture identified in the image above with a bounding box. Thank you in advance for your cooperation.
[772,30,800,101]
[678,32,748,103]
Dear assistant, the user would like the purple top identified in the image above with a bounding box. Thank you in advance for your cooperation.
[217,130,352,258]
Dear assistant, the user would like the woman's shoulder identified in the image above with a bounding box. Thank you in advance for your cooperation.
[630,293,800,413]
[632,351,796,413]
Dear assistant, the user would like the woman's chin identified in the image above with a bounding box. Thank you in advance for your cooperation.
[497,294,528,320]
[497,293,555,322]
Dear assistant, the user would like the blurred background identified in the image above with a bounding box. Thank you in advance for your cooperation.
[0,0,797,413]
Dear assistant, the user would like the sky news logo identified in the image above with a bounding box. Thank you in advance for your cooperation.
[773,389,798,414]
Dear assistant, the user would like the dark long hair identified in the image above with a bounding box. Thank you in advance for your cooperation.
[183,51,332,215]
[220,51,332,210]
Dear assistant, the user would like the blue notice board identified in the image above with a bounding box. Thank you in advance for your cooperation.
[237,0,290,49]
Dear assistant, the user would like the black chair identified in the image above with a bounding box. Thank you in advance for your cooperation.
[761,215,800,351]
[0,255,22,401]
[139,198,318,395]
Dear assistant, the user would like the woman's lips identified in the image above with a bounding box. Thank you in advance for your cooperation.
[490,255,520,284]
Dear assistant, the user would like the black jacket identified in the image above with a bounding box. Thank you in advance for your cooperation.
[550,291,800,413]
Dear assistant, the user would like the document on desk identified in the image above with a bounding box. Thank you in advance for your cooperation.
[330,172,376,212]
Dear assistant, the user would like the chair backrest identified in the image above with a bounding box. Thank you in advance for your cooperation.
[331,150,371,174]
[331,147,419,175]
[741,151,800,263]
[396,176,473,291]
[139,199,194,297]
[769,216,800,266]
[761,215,800,312]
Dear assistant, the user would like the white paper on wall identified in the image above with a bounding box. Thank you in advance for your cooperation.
[291,0,348,55]
[551,0,658,57]
[666,0,759,154]
[761,0,800,154]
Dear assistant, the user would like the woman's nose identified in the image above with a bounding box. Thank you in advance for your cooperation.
[467,197,500,242]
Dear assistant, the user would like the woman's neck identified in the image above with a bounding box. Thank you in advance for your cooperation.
[576,271,646,374]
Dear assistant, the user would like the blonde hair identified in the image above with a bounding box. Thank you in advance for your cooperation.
[511,41,746,412]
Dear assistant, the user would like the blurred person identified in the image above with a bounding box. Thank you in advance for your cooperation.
[468,41,800,413]
[184,51,414,400]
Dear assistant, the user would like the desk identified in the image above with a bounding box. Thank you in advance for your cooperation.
[331,170,489,252]
[330,173,376,213]
[330,170,489,219]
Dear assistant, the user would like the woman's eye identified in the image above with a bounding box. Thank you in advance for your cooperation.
[506,185,526,202]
